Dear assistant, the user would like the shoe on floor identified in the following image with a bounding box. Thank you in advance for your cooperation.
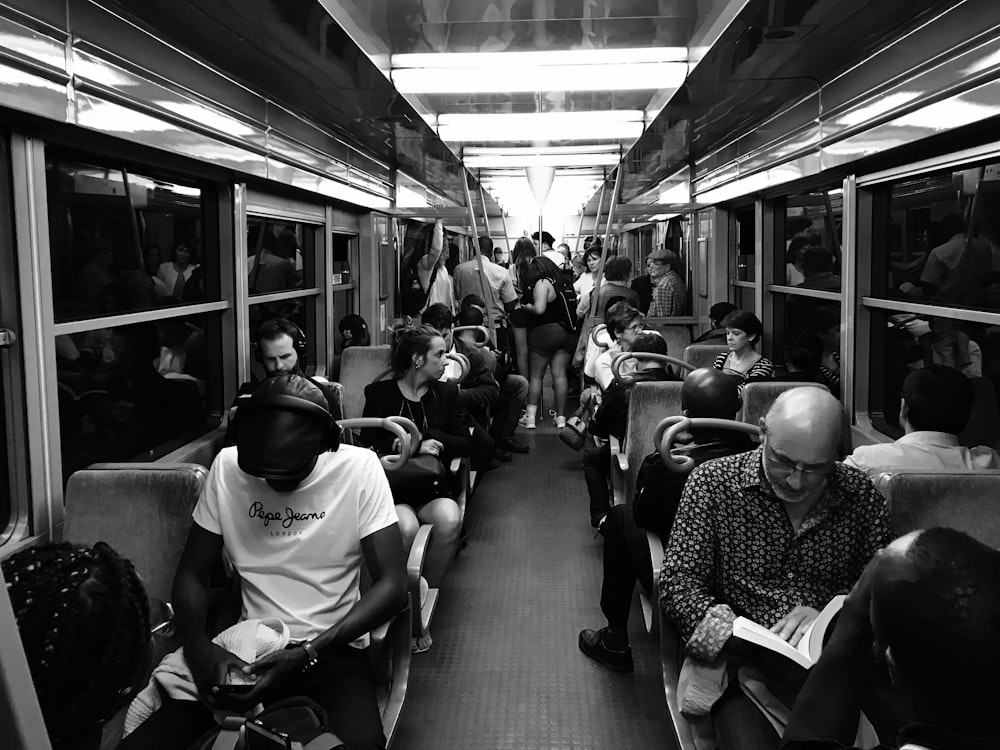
[578,628,634,672]
[495,448,513,462]
[481,458,501,471]
[518,413,536,429]
[549,410,567,429]
[497,437,530,453]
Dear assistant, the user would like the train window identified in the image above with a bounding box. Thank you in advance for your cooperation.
[56,315,222,481]
[866,305,1000,446]
[772,295,842,398]
[875,163,1000,312]
[0,356,10,536]
[779,191,843,290]
[733,286,755,314]
[45,155,217,323]
[732,207,755,282]
[331,232,357,352]
[247,218,316,295]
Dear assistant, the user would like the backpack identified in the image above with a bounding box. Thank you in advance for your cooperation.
[400,247,441,317]
[545,275,580,334]
[195,697,345,750]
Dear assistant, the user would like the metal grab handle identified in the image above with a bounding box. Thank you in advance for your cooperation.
[591,323,609,347]
[654,416,761,473]
[337,417,416,469]
[444,351,470,383]
[611,352,695,385]
[452,325,490,348]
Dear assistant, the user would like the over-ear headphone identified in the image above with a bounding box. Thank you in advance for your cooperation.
[232,375,340,483]
[252,319,307,365]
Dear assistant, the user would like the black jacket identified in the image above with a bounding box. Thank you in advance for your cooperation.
[361,379,472,460]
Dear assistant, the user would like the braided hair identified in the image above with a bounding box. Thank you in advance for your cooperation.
[2,541,151,747]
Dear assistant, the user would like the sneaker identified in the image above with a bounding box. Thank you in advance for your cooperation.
[518,412,536,429]
[578,628,634,672]
[554,415,567,429]
[497,437,530,454]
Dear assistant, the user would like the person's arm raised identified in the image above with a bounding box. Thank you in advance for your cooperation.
[418,219,445,272]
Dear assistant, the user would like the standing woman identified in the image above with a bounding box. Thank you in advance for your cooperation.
[156,241,198,302]
[518,256,578,429]
[713,309,774,388]
[574,245,603,320]
[508,236,537,377]
[362,325,472,592]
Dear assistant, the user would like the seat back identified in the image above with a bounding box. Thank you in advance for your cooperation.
[683,343,728,372]
[877,469,1000,548]
[339,345,392,419]
[643,322,692,359]
[64,463,208,605]
[624,382,684,496]
[738,381,829,426]
[959,377,1000,449]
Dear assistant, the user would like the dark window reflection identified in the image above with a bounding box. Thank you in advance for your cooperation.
[248,300,316,381]
[247,219,315,295]
[57,319,218,482]
[879,166,1000,312]
[870,308,1000,447]
[781,191,842,289]
[46,154,212,322]
[734,208,755,282]
[774,296,842,398]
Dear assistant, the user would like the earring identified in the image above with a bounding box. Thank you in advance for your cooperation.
[416,362,422,369]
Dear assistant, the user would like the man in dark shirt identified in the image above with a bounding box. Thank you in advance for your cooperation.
[692,302,737,345]
[578,368,754,673]
[661,387,890,750]
[782,527,998,750]
[630,252,655,314]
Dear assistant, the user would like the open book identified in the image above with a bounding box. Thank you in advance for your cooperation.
[732,595,845,669]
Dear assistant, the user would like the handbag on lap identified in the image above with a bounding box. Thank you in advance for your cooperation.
[197,697,345,750]
[385,453,449,503]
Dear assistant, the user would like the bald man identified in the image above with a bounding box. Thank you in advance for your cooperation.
[661,387,891,750]
[783,527,999,750]
[579,369,755,673]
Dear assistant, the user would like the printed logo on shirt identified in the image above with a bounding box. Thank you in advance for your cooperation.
[249,502,326,536]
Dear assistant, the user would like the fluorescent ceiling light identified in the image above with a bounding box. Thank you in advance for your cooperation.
[392,62,686,94]
[465,153,619,168]
[436,111,644,142]
[391,48,688,69]
[465,144,621,156]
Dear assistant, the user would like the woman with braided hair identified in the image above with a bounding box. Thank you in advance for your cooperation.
[3,541,153,750]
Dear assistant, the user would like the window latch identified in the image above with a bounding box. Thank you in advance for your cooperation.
[0,328,16,348]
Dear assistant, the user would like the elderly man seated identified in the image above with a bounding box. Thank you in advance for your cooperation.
[844,364,1000,486]
[782,527,999,750]
[660,387,892,750]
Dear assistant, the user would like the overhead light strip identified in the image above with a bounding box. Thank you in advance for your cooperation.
[392,62,686,94]
[436,110,645,142]
[465,144,621,156]
[391,47,688,68]
[465,153,620,168]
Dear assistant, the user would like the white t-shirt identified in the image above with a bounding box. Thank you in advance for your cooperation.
[193,445,398,645]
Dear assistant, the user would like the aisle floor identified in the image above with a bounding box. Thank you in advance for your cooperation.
[392,419,679,750]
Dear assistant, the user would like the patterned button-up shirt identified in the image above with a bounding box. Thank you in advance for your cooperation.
[648,268,686,317]
[659,447,890,661]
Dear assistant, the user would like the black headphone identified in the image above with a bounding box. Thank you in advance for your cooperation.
[233,377,341,483]
[252,319,308,365]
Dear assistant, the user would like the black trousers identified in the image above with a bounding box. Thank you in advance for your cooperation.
[599,505,653,634]
[119,644,385,750]
[582,443,612,524]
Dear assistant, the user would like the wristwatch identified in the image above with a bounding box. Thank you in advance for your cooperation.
[298,640,320,671]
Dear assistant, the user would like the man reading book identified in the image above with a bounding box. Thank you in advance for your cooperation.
[783,527,999,750]
[660,387,892,750]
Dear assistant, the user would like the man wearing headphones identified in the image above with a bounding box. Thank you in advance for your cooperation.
[122,374,407,749]
[226,318,342,443]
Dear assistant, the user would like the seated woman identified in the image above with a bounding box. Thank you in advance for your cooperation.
[713,309,774,389]
[3,541,152,750]
[362,325,472,595]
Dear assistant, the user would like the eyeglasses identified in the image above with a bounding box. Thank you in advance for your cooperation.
[763,445,835,478]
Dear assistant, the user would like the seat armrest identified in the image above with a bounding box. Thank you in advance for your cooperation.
[406,524,436,640]
[611,453,629,506]
[659,616,700,750]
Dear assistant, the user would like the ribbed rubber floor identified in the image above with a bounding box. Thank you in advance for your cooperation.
[392,418,678,750]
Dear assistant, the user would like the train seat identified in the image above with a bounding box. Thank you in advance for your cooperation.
[64,462,208,606]
[958,377,1000,450]
[682,343,728,372]
[610,381,683,506]
[738,381,829,426]
[876,469,1000,547]
[339,345,392,419]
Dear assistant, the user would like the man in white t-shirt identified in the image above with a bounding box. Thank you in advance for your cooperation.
[123,374,406,750]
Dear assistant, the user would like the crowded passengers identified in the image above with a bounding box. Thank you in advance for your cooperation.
[9,217,1000,750]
